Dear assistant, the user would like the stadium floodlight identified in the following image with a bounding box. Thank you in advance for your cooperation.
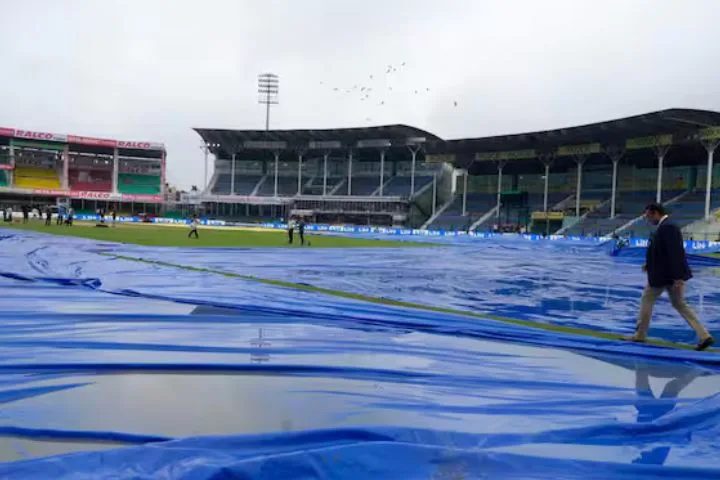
[258,73,279,131]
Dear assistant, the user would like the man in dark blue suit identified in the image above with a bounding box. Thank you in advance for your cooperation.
[631,203,714,350]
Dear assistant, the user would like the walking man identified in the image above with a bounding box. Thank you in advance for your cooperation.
[188,215,199,239]
[631,203,714,350]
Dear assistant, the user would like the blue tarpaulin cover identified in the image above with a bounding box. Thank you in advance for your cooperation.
[0,229,719,479]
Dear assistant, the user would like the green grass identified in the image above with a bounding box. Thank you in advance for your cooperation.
[0,220,422,248]
[105,253,715,352]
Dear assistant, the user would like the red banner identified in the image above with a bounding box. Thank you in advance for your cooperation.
[0,126,164,151]
[121,194,163,202]
[67,135,117,148]
[15,130,67,142]
[0,164,13,170]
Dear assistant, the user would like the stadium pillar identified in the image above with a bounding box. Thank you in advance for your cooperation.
[297,152,303,196]
[323,151,329,196]
[611,158,619,218]
[462,171,468,216]
[702,140,719,219]
[379,150,386,196]
[408,146,420,195]
[274,151,280,197]
[7,142,14,186]
[347,150,353,195]
[230,153,236,195]
[62,145,70,190]
[202,144,209,193]
[496,163,505,221]
[655,146,670,204]
[574,156,585,217]
[112,148,119,193]
[432,172,437,215]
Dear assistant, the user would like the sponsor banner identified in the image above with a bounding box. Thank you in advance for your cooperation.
[0,127,15,137]
[243,140,287,150]
[0,164,14,171]
[356,139,391,148]
[531,211,564,220]
[626,134,673,150]
[556,143,601,156]
[117,140,165,150]
[14,130,67,143]
[308,140,342,150]
[68,135,117,148]
[425,153,455,163]
[699,126,720,141]
[475,149,536,161]
[121,194,163,203]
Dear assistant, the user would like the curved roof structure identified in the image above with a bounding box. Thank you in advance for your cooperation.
[194,109,720,170]
[195,124,440,158]
[428,108,720,155]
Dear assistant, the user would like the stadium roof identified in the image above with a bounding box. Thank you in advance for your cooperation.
[428,108,720,155]
[195,124,440,158]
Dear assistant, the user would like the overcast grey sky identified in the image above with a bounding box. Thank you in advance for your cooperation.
[2,0,720,188]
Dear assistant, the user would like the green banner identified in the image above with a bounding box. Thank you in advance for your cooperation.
[699,126,720,141]
[11,139,66,151]
[556,143,601,156]
[425,153,455,163]
[475,149,535,162]
[625,134,673,150]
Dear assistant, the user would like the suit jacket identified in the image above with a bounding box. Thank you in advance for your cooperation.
[645,219,692,287]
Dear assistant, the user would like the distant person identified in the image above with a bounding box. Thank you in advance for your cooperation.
[111,210,117,226]
[22,205,29,224]
[65,208,74,226]
[298,218,306,245]
[631,203,714,351]
[6,207,13,223]
[44,206,52,226]
[56,205,64,226]
[287,217,296,244]
[188,216,199,239]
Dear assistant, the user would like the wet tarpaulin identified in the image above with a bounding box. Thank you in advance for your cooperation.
[0,229,719,478]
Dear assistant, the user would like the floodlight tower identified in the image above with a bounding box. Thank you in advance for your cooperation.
[258,73,279,131]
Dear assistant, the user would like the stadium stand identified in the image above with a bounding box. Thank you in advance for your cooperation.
[348,176,381,196]
[255,176,298,196]
[211,173,263,195]
[193,110,720,232]
[13,166,61,189]
[118,173,161,194]
[302,176,344,195]
[69,170,112,192]
[383,175,433,196]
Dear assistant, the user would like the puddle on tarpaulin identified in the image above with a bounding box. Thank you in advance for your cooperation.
[0,317,717,469]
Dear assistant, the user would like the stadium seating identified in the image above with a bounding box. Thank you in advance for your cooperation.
[118,173,161,195]
[255,176,299,196]
[13,166,61,189]
[430,193,496,230]
[302,176,343,195]
[69,170,112,192]
[0,171,8,187]
[212,174,263,195]
[348,177,381,196]
[382,176,433,196]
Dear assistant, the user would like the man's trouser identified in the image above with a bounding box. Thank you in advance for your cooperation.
[636,283,710,340]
